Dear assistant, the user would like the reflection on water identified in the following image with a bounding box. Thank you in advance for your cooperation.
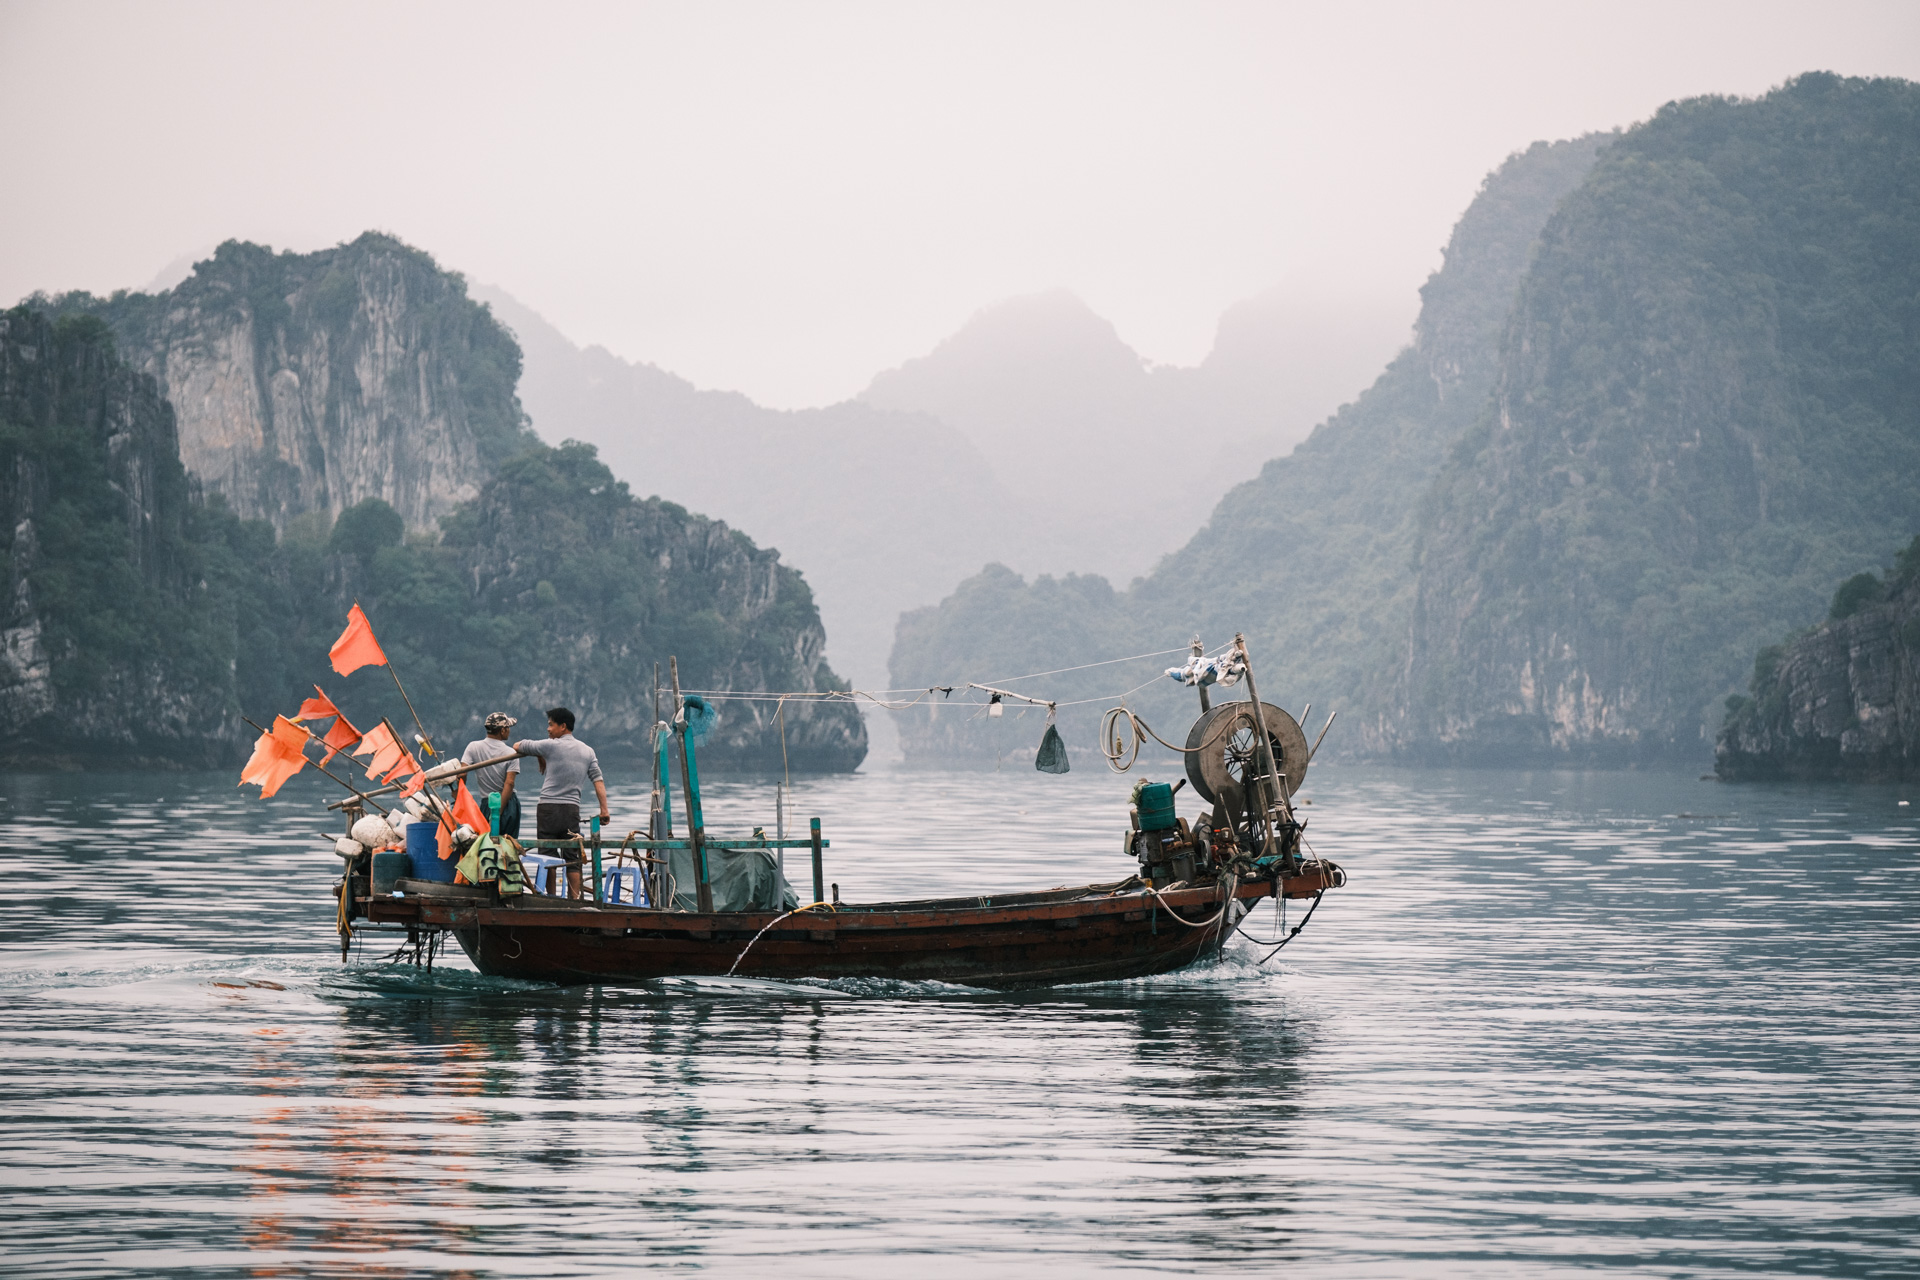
[0,765,1916,1276]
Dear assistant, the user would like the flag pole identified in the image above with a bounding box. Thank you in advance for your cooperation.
[242,717,391,815]
[387,665,436,757]
[350,599,437,757]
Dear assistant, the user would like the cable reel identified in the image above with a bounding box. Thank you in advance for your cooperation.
[1182,700,1309,807]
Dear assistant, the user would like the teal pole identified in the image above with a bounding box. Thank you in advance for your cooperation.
[590,814,603,903]
[683,727,711,912]
[810,817,824,905]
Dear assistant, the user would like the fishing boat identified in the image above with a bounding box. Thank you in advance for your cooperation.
[304,632,1345,990]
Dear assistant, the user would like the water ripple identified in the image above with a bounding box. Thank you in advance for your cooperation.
[0,765,1915,1276]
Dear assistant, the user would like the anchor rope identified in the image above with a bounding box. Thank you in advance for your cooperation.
[726,901,838,976]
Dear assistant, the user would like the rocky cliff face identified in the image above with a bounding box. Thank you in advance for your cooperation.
[1406,75,1920,762]
[1716,566,1920,780]
[0,307,240,766]
[888,133,1607,765]
[53,234,532,534]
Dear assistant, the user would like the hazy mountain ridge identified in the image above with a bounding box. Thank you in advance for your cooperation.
[887,133,1608,765]
[475,284,1033,701]
[859,287,1410,586]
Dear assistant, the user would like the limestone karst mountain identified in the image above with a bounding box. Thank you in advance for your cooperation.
[1407,73,1920,759]
[892,73,1920,768]
[889,131,1609,764]
[51,233,535,534]
[11,238,866,769]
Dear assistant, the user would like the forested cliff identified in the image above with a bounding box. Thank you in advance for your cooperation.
[1407,74,1920,760]
[1716,539,1920,780]
[5,236,865,770]
[891,74,1920,768]
[0,308,240,764]
[890,132,1608,764]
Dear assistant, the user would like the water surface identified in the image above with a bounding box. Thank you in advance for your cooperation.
[1,764,1915,1276]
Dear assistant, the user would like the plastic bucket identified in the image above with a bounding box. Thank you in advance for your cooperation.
[1136,782,1177,832]
[405,820,456,883]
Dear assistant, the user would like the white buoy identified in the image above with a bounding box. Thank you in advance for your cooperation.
[350,816,398,848]
[334,837,365,860]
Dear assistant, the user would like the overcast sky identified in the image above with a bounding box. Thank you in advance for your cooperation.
[3,1,1916,408]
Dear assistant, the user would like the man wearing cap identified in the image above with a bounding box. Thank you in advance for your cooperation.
[514,706,610,899]
[459,713,523,839]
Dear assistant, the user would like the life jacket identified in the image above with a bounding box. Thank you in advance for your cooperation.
[456,833,528,897]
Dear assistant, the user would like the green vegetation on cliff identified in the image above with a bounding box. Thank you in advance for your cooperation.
[895,73,1920,767]
[0,307,240,763]
[1717,534,1920,779]
[1411,73,1920,759]
[890,134,1608,764]
[1,297,864,770]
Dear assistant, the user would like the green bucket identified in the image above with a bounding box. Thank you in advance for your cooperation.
[1135,782,1177,832]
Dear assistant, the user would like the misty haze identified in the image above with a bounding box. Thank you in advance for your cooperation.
[2,4,1918,1277]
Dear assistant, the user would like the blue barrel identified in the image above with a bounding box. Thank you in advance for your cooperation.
[405,820,456,883]
[1136,782,1178,832]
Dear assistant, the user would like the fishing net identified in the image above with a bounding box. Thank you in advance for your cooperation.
[1035,722,1070,774]
[682,694,720,745]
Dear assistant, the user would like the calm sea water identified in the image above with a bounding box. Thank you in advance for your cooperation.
[0,761,1915,1277]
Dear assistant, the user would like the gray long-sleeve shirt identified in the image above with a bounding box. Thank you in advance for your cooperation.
[459,738,522,798]
[514,735,604,806]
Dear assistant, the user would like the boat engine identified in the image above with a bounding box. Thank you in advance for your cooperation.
[1122,699,1313,883]
[1129,779,1202,887]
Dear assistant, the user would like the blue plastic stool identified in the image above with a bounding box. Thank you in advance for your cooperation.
[520,853,568,896]
[602,866,648,907]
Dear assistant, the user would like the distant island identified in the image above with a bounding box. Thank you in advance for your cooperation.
[1717,537,1920,780]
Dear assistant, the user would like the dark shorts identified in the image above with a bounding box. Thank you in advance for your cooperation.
[537,802,582,866]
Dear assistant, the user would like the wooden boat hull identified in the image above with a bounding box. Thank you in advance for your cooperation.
[368,865,1343,990]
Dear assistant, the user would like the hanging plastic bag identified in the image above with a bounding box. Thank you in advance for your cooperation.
[1035,707,1070,774]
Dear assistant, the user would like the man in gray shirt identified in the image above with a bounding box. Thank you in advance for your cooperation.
[459,712,522,838]
[515,706,610,898]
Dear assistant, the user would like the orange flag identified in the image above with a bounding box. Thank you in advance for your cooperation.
[320,712,361,766]
[295,686,340,722]
[435,781,491,862]
[382,751,422,786]
[353,722,406,780]
[239,716,310,799]
[329,604,388,677]
[452,780,489,831]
